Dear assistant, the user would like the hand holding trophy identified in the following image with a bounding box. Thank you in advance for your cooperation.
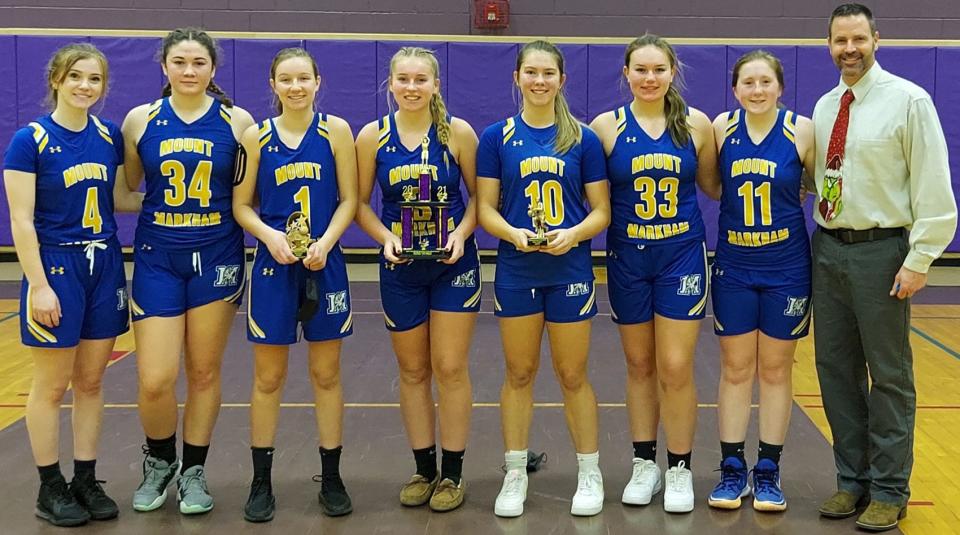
[398,136,451,260]
[285,211,316,259]
[526,198,550,246]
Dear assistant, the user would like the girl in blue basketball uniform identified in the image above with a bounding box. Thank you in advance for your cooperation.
[355,47,479,512]
[706,51,815,513]
[233,47,358,522]
[3,43,142,527]
[478,40,611,518]
[121,28,255,515]
[590,34,720,513]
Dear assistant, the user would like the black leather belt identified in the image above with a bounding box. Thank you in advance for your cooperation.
[819,226,905,244]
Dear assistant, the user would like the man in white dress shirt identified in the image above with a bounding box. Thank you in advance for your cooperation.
[811,3,957,532]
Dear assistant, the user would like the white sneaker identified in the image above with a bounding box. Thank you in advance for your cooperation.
[571,470,604,516]
[663,461,694,513]
[622,458,662,505]
[494,469,528,517]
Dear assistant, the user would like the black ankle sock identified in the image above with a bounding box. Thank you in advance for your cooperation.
[440,448,465,485]
[252,447,274,479]
[320,446,342,479]
[720,441,746,463]
[38,462,62,486]
[181,441,209,471]
[758,441,783,465]
[412,445,437,480]
[73,459,96,479]
[146,433,177,464]
[632,440,657,461]
[667,450,691,469]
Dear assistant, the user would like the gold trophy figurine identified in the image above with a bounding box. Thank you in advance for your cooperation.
[285,211,316,259]
[527,198,549,246]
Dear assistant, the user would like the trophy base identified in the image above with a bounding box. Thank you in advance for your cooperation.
[398,249,452,260]
[527,236,550,246]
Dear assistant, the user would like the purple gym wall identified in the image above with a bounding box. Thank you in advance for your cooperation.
[1,35,959,252]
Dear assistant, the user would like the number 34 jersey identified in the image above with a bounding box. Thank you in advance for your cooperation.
[136,98,240,250]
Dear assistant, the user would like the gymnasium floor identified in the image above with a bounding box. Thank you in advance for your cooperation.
[0,265,958,534]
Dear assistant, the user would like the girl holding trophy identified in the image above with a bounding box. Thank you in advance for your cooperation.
[476,40,611,518]
[355,46,480,512]
[233,47,358,522]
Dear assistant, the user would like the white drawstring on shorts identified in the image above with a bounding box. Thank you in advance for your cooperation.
[83,241,108,275]
[192,251,203,277]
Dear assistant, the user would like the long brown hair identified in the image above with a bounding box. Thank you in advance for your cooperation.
[270,47,319,114]
[46,43,109,111]
[159,27,233,107]
[387,47,452,146]
[516,40,581,155]
[624,34,691,147]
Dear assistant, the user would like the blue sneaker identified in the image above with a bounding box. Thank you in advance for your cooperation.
[707,456,750,509]
[752,458,786,512]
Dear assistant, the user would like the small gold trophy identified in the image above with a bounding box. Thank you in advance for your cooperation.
[527,198,549,246]
[397,136,451,260]
[285,211,315,259]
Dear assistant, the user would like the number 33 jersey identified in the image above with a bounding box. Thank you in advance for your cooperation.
[136,97,240,249]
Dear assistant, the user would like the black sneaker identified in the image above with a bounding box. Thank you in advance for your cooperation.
[317,474,352,516]
[243,477,275,523]
[70,472,119,520]
[36,476,91,527]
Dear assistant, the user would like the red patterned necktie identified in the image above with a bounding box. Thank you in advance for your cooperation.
[819,89,855,221]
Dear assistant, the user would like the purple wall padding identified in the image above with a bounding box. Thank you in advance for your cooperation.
[2,37,960,253]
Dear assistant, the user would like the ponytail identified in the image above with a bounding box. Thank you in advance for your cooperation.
[429,93,452,146]
[663,85,690,147]
[206,80,233,108]
[552,91,582,155]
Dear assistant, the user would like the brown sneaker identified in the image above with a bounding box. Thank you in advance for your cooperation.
[818,490,868,518]
[855,501,907,532]
[399,474,438,506]
[429,478,465,512]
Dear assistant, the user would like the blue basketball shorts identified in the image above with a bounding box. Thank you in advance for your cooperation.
[606,239,709,324]
[247,244,353,344]
[493,280,597,323]
[711,261,811,339]
[131,232,245,320]
[21,240,129,348]
[379,238,482,332]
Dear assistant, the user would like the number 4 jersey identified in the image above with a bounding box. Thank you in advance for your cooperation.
[4,114,122,245]
[136,97,240,249]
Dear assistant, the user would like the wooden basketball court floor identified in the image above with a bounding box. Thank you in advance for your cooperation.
[0,268,958,534]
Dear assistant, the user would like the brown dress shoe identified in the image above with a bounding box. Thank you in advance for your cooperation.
[855,501,907,532]
[818,490,868,518]
[428,478,465,512]
[399,474,439,506]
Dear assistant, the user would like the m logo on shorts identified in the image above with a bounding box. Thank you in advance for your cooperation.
[677,274,702,296]
[783,296,809,317]
[214,265,241,287]
[452,269,477,288]
[116,288,128,311]
[566,282,591,297]
[326,291,348,314]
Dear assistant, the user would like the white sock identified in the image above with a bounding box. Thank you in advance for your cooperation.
[505,450,528,473]
[576,451,599,474]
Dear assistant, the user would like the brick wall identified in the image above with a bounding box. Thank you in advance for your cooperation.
[0,0,956,39]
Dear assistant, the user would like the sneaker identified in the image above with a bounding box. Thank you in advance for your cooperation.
[132,450,180,512]
[571,470,604,516]
[36,476,91,527]
[751,459,786,512]
[177,465,214,515]
[318,474,353,517]
[243,477,275,523]
[621,458,662,505]
[69,472,119,520]
[429,478,465,512]
[707,457,751,510]
[663,461,694,513]
[399,474,438,506]
[494,469,528,517]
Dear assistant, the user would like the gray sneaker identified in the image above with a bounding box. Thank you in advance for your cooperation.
[177,466,214,514]
[132,452,180,512]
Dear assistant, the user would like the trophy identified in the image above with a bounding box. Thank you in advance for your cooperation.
[398,136,451,260]
[285,211,316,259]
[526,198,549,246]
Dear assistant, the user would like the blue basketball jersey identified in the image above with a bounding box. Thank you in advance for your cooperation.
[256,114,340,239]
[3,114,122,245]
[604,105,704,249]
[136,98,240,249]
[376,114,466,250]
[716,108,809,269]
[476,115,607,289]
